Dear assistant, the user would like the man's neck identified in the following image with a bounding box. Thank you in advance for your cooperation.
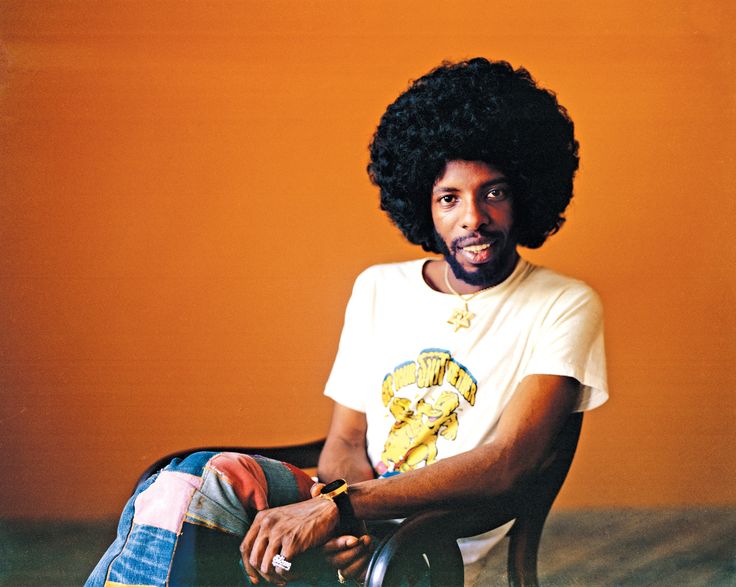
[422,252,520,295]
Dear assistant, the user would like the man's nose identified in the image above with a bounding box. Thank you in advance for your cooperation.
[461,199,490,231]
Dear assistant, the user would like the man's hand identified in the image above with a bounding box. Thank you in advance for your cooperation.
[239,497,339,585]
[310,481,373,583]
[322,534,374,583]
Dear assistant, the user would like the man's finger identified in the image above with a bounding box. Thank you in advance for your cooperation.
[240,518,259,559]
[326,535,372,567]
[340,554,371,582]
[249,531,273,582]
[250,538,285,586]
[240,522,263,584]
[338,537,373,581]
[322,534,361,553]
[239,557,260,585]
[260,537,281,575]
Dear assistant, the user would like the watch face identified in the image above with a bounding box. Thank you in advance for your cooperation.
[321,479,346,494]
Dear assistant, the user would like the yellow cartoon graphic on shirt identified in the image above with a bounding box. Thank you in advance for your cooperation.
[377,349,477,475]
[380,397,422,471]
[384,391,460,472]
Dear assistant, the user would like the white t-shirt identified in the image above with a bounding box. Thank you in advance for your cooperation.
[324,257,608,562]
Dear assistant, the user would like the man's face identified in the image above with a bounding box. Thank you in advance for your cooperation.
[431,160,518,288]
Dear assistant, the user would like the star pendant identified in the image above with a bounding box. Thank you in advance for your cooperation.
[447,305,474,332]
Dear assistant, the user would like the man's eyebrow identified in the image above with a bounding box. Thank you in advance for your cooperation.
[481,177,511,188]
[432,177,510,193]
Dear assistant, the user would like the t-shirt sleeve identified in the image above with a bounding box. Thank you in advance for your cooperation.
[524,285,609,412]
[322,269,376,413]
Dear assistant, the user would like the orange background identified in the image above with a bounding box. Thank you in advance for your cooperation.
[1,1,734,519]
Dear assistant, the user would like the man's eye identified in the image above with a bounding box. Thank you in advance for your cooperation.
[487,188,510,201]
[440,195,456,204]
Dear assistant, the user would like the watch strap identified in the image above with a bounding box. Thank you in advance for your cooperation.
[320,479,364,535]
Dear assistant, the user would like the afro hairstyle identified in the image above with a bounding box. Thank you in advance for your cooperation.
[367,57,580,252]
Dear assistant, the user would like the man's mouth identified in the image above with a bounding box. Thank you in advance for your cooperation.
[456,239,496,264]
[463,243,490,254]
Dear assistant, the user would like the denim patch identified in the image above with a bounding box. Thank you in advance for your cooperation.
[206,453,270,511]
[252,455,309,507]
[165,451,220,477]
[107,524,177,586]
[133,470,202,533]
[185,466,249,535]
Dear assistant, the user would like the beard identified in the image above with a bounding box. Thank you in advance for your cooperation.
[433,229,517,288]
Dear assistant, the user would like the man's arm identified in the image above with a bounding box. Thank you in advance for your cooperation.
[241,373,579,583]
[348,374,579,518]
[317,403,375,484]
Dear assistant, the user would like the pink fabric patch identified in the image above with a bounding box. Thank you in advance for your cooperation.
[133,471,203,533]
[208,453,269,511]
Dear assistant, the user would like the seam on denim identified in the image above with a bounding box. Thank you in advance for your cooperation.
[184,510,240,535]
[104,471,160,585]
[165,528,179,587]
[203,462,233,486]
[187,463,249,535]
[203,452,264,490]
[163,456,216,586]
[202,460,263,511]
[187,483,249,525]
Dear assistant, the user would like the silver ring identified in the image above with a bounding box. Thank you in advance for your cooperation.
[337,569,347,584]
[272,554,292,571]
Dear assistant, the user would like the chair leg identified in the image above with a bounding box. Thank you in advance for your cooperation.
[507,516,543,587]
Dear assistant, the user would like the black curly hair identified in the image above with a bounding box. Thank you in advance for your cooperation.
[368,58,579,252]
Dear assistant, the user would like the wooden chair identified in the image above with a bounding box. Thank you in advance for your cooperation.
[135,412,582,587]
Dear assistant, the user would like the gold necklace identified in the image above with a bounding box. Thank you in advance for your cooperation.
[444,264,487,332]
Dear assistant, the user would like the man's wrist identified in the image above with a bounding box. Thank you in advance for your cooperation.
[315,493,341,532]
[319,479,365,535]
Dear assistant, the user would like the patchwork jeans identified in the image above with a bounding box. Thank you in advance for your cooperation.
[85,451,342,587]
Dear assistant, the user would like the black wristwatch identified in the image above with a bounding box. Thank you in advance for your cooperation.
[319,479,365,535]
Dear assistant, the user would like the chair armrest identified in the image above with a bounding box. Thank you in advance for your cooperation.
[365,509,463,587]
[365,500,519,587]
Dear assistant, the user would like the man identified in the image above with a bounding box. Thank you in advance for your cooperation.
[87,58,607,587]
